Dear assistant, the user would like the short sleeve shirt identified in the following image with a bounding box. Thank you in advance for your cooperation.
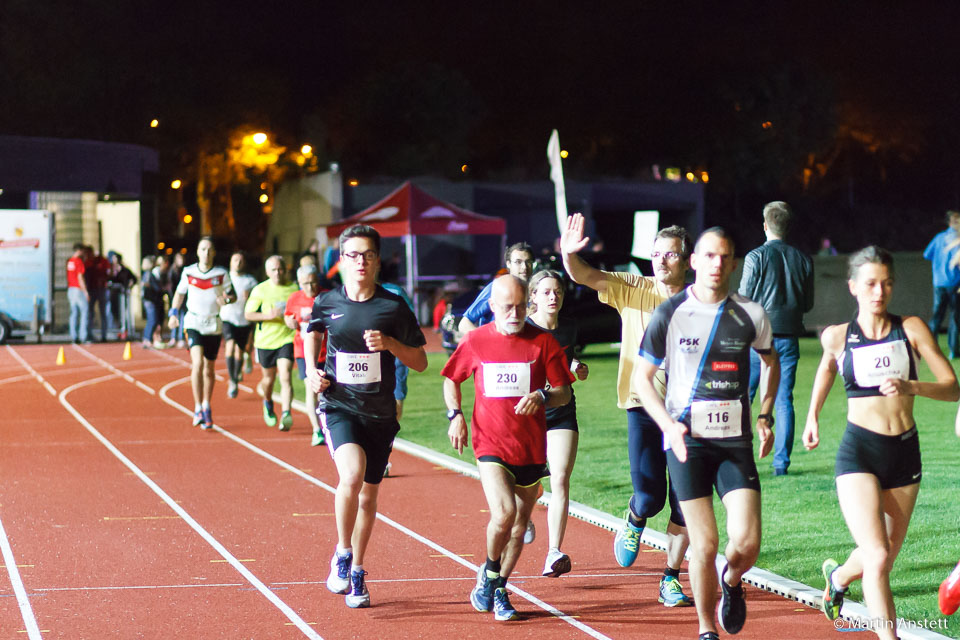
[440,323,575,465]
[286,288,327,361]
[598,271,672,409]
[463,281,495,327]
[66,256,85,288]
[245,280,299,349]
[220,272,259,326]
[639,288,772,444]
[307,285,426,421]
[175,264,234,335]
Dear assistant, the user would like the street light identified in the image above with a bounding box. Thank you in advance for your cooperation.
[301,144,313,156]
[171,179,182,189]
[252,132,268,145]
[150,119,159,128]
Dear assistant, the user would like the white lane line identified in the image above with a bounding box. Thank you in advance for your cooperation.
[154,378,613,640]
[5,346,57,396]
[0,514,42,639]
[35,582,245,592]
[72,347,155,395]
[0,373,34,387]
[55,375,323,640]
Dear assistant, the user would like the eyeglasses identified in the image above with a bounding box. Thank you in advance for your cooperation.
[342,250,378,263]
[509,259,532,267]
[651,251,682,261]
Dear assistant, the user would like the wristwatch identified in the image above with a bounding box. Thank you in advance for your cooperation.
[446,408,463,421]
[757,413,775,426]
[535,388,548,405]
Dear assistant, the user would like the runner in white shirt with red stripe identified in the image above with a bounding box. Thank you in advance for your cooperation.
[169,237,235,428]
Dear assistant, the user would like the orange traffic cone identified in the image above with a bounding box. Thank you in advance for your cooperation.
[56,346,66,365]
[122,341,132,361]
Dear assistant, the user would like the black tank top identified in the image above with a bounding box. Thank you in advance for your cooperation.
[840,314,917,398]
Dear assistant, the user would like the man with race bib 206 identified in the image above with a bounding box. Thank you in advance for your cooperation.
[635,227,780,640]
[304,224,427,610]
[168,237,236,429]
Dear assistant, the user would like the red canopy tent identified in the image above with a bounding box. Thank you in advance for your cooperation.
[324,181,506,311]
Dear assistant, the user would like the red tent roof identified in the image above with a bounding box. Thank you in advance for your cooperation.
[325,181,505,238]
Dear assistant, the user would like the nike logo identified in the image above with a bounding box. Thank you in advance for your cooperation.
[912,472,921,480]
[331,313,345,319]
[747,476,757,482]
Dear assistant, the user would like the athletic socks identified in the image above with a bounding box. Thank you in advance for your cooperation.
[485,557,502,581]
[201,401,210,410]
[226,356,237,381]
[194,403,202,413]
[627,511,647,529]
[664,567,680,580]
[351,563,364,574]
[832,571,847,594]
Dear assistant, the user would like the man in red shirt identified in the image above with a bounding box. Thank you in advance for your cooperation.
[66,243,91,343]
[284,264,327,446]
[442,274,574,622]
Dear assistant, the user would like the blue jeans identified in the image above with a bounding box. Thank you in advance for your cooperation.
[748,336,800,472]
[143,300,159,345]
[929,286,960,357]
[68,287,89,342]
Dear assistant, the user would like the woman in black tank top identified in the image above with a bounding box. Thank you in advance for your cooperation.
[802,247,958,638]
[526,269,589,578]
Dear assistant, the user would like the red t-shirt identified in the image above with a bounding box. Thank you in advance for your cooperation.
[440,323,574,465]
[285,288,327,360]
[66,255,86,288]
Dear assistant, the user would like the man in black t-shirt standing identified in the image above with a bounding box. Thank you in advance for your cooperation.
[304,224,427,610]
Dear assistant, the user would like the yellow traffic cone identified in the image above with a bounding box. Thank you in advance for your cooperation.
[122,341,132,361]
[56,346,66,365]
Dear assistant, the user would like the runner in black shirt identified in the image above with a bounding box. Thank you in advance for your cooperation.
[525,269,588,578]
[303,224,427,610]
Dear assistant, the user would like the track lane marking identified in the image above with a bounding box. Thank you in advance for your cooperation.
[5,345,57,396]
[0,514,42,640]
[154,378,615,640]
[51,373,323,640]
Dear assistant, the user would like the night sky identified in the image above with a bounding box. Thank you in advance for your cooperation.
[3,1,960,250]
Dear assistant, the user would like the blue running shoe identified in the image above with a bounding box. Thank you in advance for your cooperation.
[345,570,370,608]
[200,407,213,430]
[493,587,518,621]
[614,513,643,567]
[470,565,496,612]
[192,408,203,427]
[326,550,352,594]
[658,575,693,607]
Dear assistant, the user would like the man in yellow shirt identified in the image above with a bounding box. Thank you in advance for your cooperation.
[245,255,299,429]
[560,212,693,608]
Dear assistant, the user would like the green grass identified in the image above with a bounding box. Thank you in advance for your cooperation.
[295,339,960,635]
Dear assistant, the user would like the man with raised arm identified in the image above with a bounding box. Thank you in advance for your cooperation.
[560,212,693,607]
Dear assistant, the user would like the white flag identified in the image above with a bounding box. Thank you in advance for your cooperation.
[546,129,568,232]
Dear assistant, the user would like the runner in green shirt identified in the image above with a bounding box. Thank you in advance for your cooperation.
[245,255,299,428]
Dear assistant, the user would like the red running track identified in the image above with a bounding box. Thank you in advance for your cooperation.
[0,343,831,639]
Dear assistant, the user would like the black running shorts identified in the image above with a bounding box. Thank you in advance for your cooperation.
[835,422,921,489]
[257,343,294,369]
[186,329,222,361]
[666,439,760,501]
[320,407,399,485]
[477,455,550,488]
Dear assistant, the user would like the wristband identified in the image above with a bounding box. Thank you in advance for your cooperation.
[535,388,548,405]
[168,309,180,318]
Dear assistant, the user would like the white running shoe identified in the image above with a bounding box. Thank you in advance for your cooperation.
[523,520,536,544]
[326,550,352,594]
[542,548,571,577]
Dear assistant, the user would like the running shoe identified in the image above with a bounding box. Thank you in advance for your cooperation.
[613,512,643,567]
[542,548,571,577]
[279,410,293,431]
[492,587,518,621]
[698,633,719,640]
[658,575,693,607]
[382,462,392,477]
[311,429,325,447]
[821,558,845,620]
[200,407,213,430]
[227,379,238,399]
[192,408,203,426]
[263,401,277,427]
[345,570,370,608]
[717,564,746,634]
[938,560,960,616]
[523,520,536,544]
[470,564,496,612]
[326,550,352,594]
